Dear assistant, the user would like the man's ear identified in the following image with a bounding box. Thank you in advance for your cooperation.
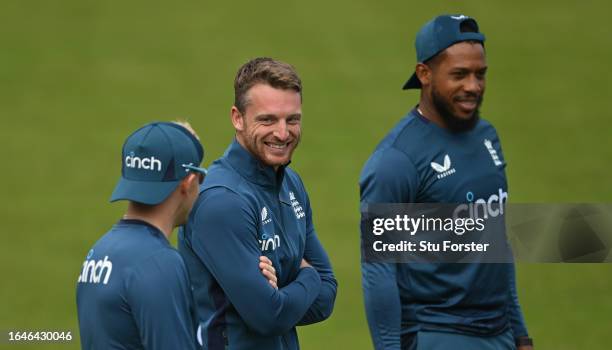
[231,106,245,132]
[415,63,432,87]
[179,173,198,194]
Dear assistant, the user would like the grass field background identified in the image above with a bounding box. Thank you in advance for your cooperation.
[1,0,611,349]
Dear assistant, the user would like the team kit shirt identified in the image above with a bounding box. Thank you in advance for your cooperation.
[76,219,197,350]
[179,140,338,350]
[360,109,528,349]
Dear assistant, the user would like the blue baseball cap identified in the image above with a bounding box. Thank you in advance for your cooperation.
[110,122,207,205]
[402,14,485,89]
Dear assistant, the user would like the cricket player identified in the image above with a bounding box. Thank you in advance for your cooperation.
[179,57,338,350]
[360,15,534,350]
[76,121,278,349]
[76,121,208,349]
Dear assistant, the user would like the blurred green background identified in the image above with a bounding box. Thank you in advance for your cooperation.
[1,0,611,349]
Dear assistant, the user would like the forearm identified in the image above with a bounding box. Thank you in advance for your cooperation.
[244,266,322,335]
[507,262,529,338]
[297,273,337,325]
[362,262,402,350]
[296,229,338,325]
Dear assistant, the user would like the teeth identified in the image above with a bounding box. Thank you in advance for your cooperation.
[267,143,288,149]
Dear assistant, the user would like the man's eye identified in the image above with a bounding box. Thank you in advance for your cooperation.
[287,118,301,125]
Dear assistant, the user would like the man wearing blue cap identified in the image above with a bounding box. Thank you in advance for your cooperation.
[76,121,208,349]
[76,121,274,350]
[179,58,337,350]
[360,15,533,350]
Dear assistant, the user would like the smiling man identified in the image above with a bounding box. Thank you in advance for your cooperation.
[178,57,337,350]
[360,15,533,350]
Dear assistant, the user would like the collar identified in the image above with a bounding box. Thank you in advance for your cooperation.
[224,139,289,189]
[412,105,430,124]
[117,219,170,245]
[411,106,480,139]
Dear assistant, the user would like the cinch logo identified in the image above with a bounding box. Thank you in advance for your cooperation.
[261,206,272,225]
[78,252,113,285]
[453,188,508,219]
[125,151,162,172]
[431,154,456,179]
[259,233,280,252]
[484,139,503,167]
[289,191,305,219]
[451,15,468,20]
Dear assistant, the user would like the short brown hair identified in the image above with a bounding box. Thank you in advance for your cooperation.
[234,57,302,113]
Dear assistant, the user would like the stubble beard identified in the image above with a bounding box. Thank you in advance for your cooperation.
[239,129,300,170]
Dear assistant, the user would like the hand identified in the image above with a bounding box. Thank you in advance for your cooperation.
[300,258,312,269]
[259,256,278,289]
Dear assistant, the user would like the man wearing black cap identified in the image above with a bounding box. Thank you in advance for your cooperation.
[360,15,533,350]
[76,121,277,349]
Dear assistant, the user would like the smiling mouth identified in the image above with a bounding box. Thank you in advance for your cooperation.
[454,97,479,112]
[264,141,291,150]
[457,100,477,108]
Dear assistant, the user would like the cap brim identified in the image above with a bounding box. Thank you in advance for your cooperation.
[110,178,181,205]
[182,164,208,175]
[402,72,421,89]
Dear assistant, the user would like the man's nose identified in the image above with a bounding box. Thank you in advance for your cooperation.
[273,120,289,140]
[463,74,483,95]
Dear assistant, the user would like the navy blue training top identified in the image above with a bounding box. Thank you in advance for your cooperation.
[359,109,528,349]
[179,140,337,350]
[76,219,197,350]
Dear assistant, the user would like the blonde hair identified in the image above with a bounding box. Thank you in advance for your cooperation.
[172,120,200,140]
